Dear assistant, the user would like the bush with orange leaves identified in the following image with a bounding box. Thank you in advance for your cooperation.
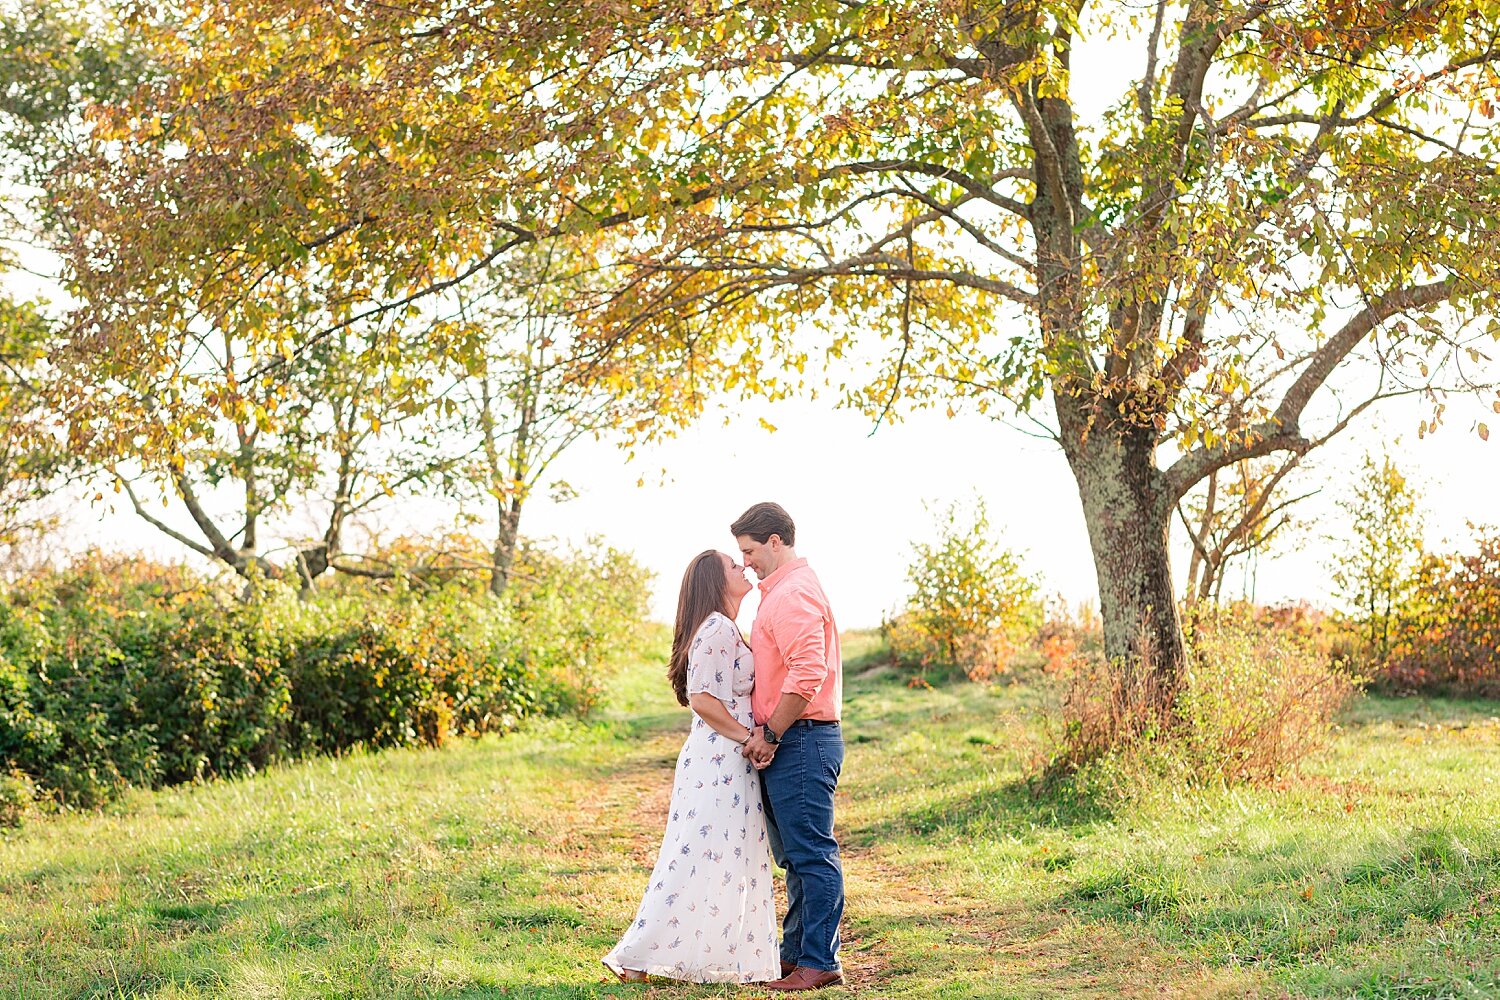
[1034,596,1103,674]
[1382,527,1500,697]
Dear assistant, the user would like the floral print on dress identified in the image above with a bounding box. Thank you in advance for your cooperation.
[602,612,779,984]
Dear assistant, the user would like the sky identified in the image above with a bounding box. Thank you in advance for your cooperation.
[12,8,1500,628]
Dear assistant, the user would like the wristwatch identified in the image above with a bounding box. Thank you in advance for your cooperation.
[762,724,781,745]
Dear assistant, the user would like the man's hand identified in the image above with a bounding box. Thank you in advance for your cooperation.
[741,730,776,768]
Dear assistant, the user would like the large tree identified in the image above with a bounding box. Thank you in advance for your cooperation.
[58,1,1500,688]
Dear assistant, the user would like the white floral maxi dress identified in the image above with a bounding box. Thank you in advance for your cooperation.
[602,612,779,983]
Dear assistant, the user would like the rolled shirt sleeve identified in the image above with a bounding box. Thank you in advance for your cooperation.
[749,558,842,725]
[773,587,830,701]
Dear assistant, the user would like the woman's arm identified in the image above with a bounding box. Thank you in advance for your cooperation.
[689,692,754,746]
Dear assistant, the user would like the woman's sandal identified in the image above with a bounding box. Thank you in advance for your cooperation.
[603,961,648,983]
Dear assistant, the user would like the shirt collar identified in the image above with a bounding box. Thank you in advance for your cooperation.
[757,557,808,596]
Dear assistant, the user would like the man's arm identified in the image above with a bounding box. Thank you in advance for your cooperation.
[741,692,809,765]
[742,586,831,766]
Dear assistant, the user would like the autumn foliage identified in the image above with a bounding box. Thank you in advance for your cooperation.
[1042,605,1358,788]
[883,500,1041,681]
[1382,529,1500,697]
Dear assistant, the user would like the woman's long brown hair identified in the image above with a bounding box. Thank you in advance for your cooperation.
[668,550,731,707]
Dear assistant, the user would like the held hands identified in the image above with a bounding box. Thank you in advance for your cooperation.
[740,730,776,770]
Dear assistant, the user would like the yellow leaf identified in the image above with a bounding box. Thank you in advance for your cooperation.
[1480,423,1490,442]
[758,417,778,433]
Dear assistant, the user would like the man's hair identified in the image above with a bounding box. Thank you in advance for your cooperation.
[730,502,796,547]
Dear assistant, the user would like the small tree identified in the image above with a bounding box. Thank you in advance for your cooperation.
[886,499,1040,680]
[1330,453,1425,664]
[76,301,447,590]
[1178,453,1315,604]
[434,244,700,596]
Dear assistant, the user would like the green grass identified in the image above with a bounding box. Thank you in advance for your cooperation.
[2,629,1499,998]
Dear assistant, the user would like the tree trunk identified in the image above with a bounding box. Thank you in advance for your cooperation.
[298,443,354,597]
[490,497,521,597]
[1063,419,1186,687]
[1199,549,1223,604]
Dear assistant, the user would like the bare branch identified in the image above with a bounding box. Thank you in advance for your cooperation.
[112,470,216,560]
[1242,47,1500,131]
[824,160,1033,219]
[1139,0,1169,125]
[1164,277,1458,499]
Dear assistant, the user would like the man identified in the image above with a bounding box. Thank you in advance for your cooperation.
[732,502,844,992]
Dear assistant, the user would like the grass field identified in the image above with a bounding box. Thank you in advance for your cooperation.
[3,629,1499,999]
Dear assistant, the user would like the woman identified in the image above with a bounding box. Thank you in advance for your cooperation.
[602,550,780,984]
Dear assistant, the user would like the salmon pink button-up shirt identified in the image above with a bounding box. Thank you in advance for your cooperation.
[749,557,842,725]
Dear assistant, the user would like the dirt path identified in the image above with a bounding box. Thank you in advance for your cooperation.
[567,715,1269,998]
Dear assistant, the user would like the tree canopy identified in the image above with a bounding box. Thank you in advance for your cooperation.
[52,0,1500,679]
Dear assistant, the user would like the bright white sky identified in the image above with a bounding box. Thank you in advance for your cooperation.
[11,13,1500,627]
[53,380,1499,630]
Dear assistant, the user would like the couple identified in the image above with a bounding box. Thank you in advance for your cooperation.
[602,502,845,991]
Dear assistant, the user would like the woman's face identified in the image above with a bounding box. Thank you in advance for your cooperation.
[720,551,753,601]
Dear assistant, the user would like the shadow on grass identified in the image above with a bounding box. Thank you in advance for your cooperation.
[847,775,1115,849]
[1340,691,1500,728]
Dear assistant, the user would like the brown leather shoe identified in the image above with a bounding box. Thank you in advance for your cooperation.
[781,960,797,978]
[765,966,844,991]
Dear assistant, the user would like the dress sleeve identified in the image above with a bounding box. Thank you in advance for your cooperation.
[686,614,737,702]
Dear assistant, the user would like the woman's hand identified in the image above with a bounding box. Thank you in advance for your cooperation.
[740,730,776,768]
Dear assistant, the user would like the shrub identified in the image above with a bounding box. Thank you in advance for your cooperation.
[884,500,1041,681]
[279,586,533,755]
[0,540,652,808]
[0,768,36,827]
[0,555,189,805]
[1382,528,1500,696]
[139,592,296,783]
[506,538,653,713]
[1033,596,1103,674]
[1198,600,1361,673]
[1041,606,1359,789]
[1038,637,1178,786]
[1176,611,1360,783]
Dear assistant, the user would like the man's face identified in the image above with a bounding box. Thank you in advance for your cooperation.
[736,534,779,580]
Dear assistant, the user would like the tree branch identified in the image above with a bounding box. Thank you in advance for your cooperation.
[824,160,1033,219]
[1164,277,1458,500]
[112,470,216,561]
[1242,47,1500,132]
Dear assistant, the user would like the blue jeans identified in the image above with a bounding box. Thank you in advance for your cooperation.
[762,722,844,973]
